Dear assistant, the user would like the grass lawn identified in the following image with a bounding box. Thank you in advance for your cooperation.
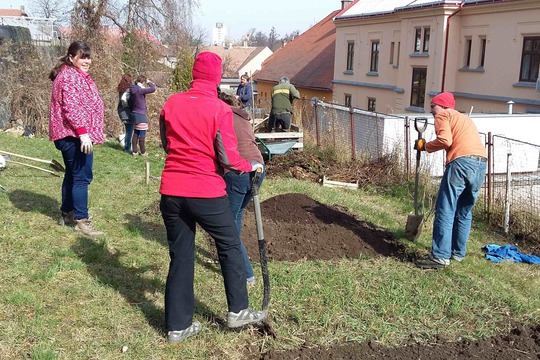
[0,133,538,359]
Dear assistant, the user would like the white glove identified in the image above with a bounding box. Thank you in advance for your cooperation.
[80,134,93,154]
[250,161,264,172]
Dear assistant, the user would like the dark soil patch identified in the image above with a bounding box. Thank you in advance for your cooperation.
[240,193,406,262]
[259,324,540,360]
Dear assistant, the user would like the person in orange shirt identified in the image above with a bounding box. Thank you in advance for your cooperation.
[414,92,487,269]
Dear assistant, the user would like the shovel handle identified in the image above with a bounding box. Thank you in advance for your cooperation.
[414,117,428,135]
[250,167,263,196]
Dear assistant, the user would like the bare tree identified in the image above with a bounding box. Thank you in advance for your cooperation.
[31,0,71,22]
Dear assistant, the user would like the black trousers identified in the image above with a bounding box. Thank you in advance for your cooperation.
[160,195,249,331]
[268,112,291,131]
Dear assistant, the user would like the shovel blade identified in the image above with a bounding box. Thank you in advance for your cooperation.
[51,159,65,172]
[405,214,424,241]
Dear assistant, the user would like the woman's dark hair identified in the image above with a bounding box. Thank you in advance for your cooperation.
[117,74,132,93]
[49,40,92,81]
[219,92,241,108]
[136,75,147,84]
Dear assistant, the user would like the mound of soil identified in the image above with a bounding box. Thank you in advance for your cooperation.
[240,193,406,261]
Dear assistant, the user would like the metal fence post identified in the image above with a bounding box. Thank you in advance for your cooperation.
[350,105,356,160]
[504,153,512,234]
[487,132,492,222]
[314,100,320,148]
[405,116,410,179]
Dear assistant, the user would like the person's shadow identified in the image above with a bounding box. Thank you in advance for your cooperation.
[124,213,222,275]
[8,189,59,221]
[73,236,221,333]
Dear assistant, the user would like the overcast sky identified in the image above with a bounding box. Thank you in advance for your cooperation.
[0,0,341,41]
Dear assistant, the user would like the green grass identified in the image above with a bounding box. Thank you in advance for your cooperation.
[0,133,539,359]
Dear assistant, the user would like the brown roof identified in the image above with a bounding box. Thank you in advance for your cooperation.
[201,45,261,78]
[0,8,28,17]
[253,10,340,91]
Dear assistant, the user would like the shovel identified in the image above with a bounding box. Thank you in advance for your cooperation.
[0,150,65,172]
[7,159,61,177]
[405,117,428,241]
[250,167,275,337]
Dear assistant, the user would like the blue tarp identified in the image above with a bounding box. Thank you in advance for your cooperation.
[482,244,540,265]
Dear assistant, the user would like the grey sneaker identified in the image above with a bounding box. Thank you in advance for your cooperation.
[227,308,266,328]
[58,211,75,226]
[451,255,464,262]
[75,219,104,237]
[168,322,202,344]
[247,276,256,286]
[415,255,450,269]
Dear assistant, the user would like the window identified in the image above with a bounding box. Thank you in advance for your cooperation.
[396,42,401,66]
[367,97,376,112]
[423,28,430,52]
[414,27,430,53]
[410,68,427,107]
[344,94,352,107]
[390,42,395,64]
[519,37,540,82]
[346,41,355,71]
[465,37,472,67]
[480,38,486,67]
[414,28,421,52]
[370,40,380,72]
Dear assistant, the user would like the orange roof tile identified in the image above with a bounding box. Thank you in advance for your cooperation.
[253,9,340,91]
[0,8,28,17]
[201,45,261,78]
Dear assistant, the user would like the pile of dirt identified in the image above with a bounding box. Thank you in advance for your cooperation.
[259,324,540,360]
[240,193,407,262]
[264,150,402,187]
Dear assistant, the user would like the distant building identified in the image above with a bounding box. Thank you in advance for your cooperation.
[333,0,540,114]
[0,7,60,45]
[212,22,228,46]
[253,9,341,107]
[201,45,273,94]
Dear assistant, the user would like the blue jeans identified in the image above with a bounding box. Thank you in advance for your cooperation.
[432,157,486,260]
[224,169,265,279]
[123,123,134,152]
[160,195,248,331]
[54,137,93,220]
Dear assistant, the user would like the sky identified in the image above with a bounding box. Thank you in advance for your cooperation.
[0,0,341,42]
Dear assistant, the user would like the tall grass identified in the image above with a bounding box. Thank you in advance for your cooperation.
[0,133,539,359]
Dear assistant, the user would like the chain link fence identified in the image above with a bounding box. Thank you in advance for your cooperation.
[306,100,540,242]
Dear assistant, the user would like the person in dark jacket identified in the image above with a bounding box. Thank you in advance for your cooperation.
[235,74,253,109]
[116,73,133,153]
[269,76,300,132]
[129,75,156,156]
[159,51,266,344]
[219,92,264,285]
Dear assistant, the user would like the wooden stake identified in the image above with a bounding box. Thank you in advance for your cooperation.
[145,160,150,185]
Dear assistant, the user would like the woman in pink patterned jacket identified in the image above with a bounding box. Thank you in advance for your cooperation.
[49,40,104,238]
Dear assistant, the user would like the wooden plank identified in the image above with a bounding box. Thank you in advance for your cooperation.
[322,176,358,189]
[256,132,303,140]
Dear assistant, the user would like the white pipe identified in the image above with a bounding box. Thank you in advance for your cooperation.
[507,101,515,115]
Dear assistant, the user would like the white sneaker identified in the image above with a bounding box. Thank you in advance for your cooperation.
[227,308,266,328]
[168,322,201,344]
